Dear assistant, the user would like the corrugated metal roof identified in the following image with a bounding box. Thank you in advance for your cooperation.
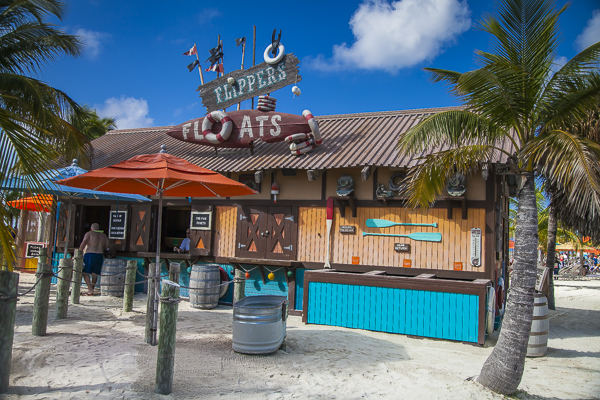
[90,106,512,172]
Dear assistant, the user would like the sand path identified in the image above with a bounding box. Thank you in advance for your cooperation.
[3,276,599,399]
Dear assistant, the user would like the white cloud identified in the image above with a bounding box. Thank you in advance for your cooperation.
[74,28,109,58]
[306,0,471,73]
[96,97,154,129]
[575,9,600,52]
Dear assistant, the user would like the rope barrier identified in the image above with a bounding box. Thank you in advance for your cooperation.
[0,273,45,302]
[159,296,182,304]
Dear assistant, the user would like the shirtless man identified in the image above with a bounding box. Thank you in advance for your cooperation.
[79,223,109,295]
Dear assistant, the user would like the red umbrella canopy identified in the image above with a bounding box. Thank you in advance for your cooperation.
[7,194,53,212]
[57,153,257,197]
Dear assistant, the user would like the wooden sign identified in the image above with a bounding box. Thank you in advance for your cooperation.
[394,243,411,253]
[198,54,301,113]
[339,225,356,234]
[352,256,360,265]
[25,242,45,258]
[403,259,412,268]
[190,211,212,231]
[166,110,312,149]
[108,211,127,240]
[470,228,482,267]
[454,262,463,271]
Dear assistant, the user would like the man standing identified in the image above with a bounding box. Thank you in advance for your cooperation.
[79,223,109,295]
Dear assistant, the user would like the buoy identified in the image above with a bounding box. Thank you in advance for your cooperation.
[271,181,279,203]
[245,272,250,279]
[227,77,235,85]
[268,272,275,280]
[292,86,301,96]
[287,270,293,277]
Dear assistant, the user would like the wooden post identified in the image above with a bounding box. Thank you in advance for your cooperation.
[55,257,73,319]
[233,267,245,304]
[155,281,180,395]
[145,263,156,344]
[0,270,19,393]
[169,263,180,298]
[123,260,137,312]
[71,250,83,304]
[251,25,256,110]
[32,248,52,336]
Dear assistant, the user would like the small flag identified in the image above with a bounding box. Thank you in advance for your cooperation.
[182,44,197,56]
[205,44,223,64]
[235,37,246,47]
[187,60,199,72]
[205,63,224,73]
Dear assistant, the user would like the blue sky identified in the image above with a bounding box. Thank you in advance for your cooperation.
[42,0,600,130]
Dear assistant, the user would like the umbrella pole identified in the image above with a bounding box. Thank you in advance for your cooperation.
[151,191,164,346]
[63,197,73,258]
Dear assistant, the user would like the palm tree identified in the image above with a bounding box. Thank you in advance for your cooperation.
[397,0,600,394]
[69,105,117,140]
[0,0,91,264]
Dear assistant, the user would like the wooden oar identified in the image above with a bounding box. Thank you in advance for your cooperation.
[366,219,437,228]
[362,232,442,242]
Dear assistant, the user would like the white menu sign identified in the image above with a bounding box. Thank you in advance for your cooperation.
[470,228,482,267]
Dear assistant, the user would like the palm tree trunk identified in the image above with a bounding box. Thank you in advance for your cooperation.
[579,249,584,276]
[478,172,538,394]
[545,200,557,310]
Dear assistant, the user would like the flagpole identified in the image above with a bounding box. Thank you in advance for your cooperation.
[237,39,246,111]
[195,43,204,85]
[251,25,256,111]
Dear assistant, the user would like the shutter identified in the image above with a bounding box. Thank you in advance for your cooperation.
[128,204,153,252]
[110,204,130,251]
[235,205,267,258]
[189,204,213,256]
[265,206,297,260]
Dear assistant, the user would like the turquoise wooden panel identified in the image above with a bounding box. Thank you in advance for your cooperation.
[295,268,306,311]
[306,282,480,343]
[115,256,146,293]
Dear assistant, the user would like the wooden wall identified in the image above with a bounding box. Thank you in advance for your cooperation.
[297,206,486,272]
[213,206,236,257]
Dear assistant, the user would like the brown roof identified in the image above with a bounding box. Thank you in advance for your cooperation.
[90,106,511,172]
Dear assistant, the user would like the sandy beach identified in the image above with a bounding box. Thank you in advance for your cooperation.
[3,275,599,400]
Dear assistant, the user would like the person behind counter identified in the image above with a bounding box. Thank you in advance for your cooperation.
[79,223,109,295]
[174,229,190,254]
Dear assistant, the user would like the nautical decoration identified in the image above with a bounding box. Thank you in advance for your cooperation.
[446,172,468,197]
[336,175,355,196]
[287,270,293,277]
[388,172,406,193]
[227,76,235,85]
[324,197,334,268]
[366,219,438,228]
[264,29,284,64]
[362,232,442,242]
[201,111,233,144]
[292,85,301,96]
[394,243,411,253]
[245,272,250,279]
[271,179,279,203]
[268,272,275,280]
[257,95,277,112]
[167,109,319,149]
[376,183,393,198]
[470,228,482,267]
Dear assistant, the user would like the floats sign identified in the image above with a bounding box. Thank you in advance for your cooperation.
[198,54,301,113]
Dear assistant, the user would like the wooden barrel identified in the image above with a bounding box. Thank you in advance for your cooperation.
[189,264,220,309]
[526,293,549,357]
[100,259,126,297]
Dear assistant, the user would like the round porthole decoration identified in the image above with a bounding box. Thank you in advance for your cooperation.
[336,175,355,197]
[388,172,406,193]
[447,172,468,197]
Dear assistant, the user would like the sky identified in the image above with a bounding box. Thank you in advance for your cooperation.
[40,0,600,130]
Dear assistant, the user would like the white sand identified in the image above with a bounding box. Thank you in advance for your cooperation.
[4,275,600,399]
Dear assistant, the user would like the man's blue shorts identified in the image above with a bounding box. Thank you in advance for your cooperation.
[83,253,104,275]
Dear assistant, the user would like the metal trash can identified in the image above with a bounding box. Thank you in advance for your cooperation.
[232,295,288,354]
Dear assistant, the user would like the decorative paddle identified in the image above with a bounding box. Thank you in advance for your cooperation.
[366,219,437,228]
[324,197,334,268]
[362,232,442,242]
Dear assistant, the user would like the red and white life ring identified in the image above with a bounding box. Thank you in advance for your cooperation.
[289,140,314,151]
[263,43,285,64]
[486,285,496,334]
[302,110,322,146]
[202,111,233,144]
[284,133,309,143]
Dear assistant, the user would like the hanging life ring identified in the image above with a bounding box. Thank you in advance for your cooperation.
[219,267,229,298]
[389,172,406,192]
[302,110,322,146]
[263,43,285,64]
[202,111,233,144]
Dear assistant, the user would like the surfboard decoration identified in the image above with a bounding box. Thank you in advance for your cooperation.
[166,108,322,155]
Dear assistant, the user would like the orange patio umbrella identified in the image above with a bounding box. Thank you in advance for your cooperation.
[7,194,53,213]
[57,147,256,345]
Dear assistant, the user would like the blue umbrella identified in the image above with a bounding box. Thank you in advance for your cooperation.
[0,159,149,256]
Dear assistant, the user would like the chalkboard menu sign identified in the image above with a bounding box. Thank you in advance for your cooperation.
[190,211,212,231]
[108,211,128,240]
[25,242,45,258]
